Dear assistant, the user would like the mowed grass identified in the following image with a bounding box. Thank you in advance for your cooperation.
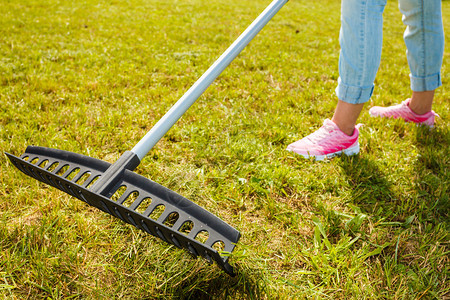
[0,0,449,298]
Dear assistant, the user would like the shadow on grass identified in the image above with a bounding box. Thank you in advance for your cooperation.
[168,265,265,300]
[337,125,449,224]
[334,125,449,297]
[337,155,397,218]
[413,126,449,225]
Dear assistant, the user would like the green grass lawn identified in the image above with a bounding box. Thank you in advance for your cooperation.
[1,0,449,298]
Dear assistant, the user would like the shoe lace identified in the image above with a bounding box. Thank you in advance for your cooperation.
[305,123,336,144]
[387,101,407,112]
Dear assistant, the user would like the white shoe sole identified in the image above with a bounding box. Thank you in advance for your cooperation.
[289,143,360,161]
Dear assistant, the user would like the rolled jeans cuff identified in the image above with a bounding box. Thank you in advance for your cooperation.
[335,78,374,104]
[410,72,442,92]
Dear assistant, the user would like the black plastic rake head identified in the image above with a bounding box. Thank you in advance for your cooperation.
[5,0,290,278]
[6,146,241,276]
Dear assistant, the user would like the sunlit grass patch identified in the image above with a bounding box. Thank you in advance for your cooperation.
[1,0,449,298]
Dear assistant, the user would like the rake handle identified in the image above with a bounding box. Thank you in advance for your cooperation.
[131,0,289,160]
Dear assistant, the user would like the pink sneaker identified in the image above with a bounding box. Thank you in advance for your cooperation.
[369,99,438,127]
[286,119,362,161]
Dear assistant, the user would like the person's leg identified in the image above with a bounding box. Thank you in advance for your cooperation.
[332,101,365,136]
[332,0,387,134]
[287,0,387,159]
[335,0,387,104]
[409,91,434,115]
[401,0,444,95]
[403,0,443,114]
[369,0,444,126]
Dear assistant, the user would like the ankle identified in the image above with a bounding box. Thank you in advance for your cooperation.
[408,102,431,115]
[409,91,434,115]
[332,100,364,136]
[337,124,355,136]
[331,119,355,136]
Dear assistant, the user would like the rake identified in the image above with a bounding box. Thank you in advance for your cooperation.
[5,0,289,276]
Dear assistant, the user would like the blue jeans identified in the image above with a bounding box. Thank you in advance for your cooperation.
[336,0,444,104]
